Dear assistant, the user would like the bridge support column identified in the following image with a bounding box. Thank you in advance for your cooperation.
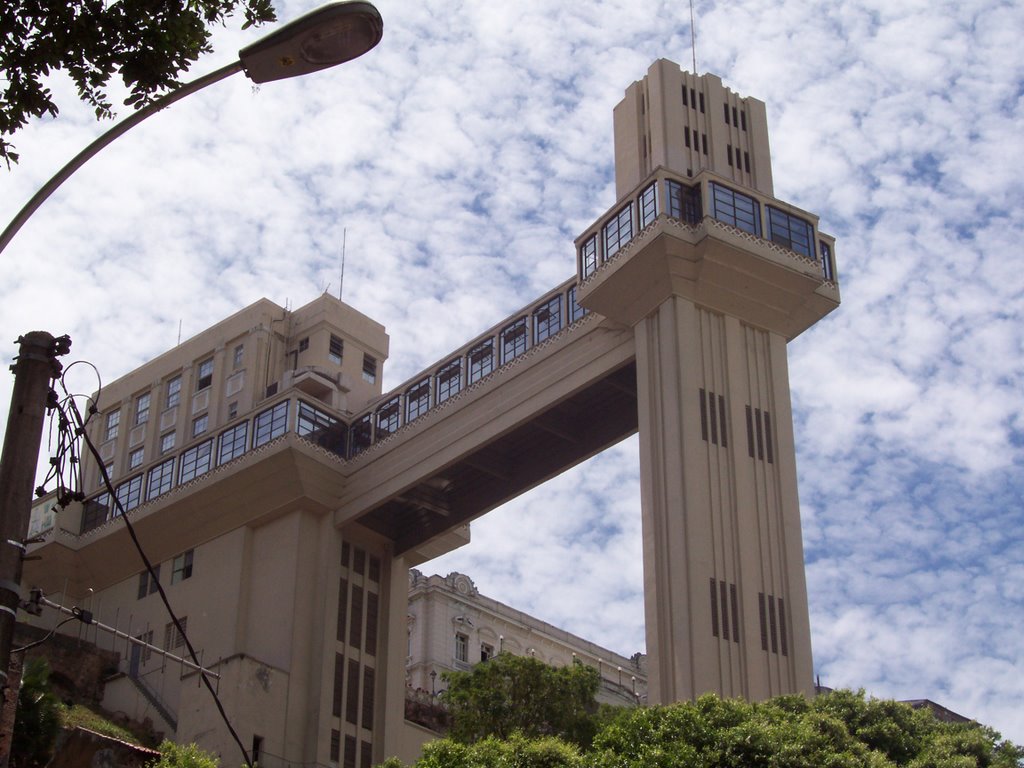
[634,295,813,704]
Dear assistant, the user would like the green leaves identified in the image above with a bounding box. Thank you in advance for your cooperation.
[0,0,277,167]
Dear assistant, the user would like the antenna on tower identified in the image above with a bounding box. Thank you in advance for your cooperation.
[689,0,698,73]
[339,228,347,301]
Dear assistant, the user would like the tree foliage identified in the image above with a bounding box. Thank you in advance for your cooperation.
[147,740,221,768]
[0,0,276,166]
[384,689,1023,768]
[440,653,601,748]
[11,658,62,768]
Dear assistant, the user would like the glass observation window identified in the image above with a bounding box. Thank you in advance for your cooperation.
[603,204,633,259]
[350,414,373,456]
[179,440,213,483]
[639,182,658,228]
[709,182,761,236]
[435,359,462,404]
[580,235,598,278]
[820,240,835,280]
[405,378,431,422]
[253,401,289,447]
[375,396,401,437]
[218,421,249,465]
[467,339,494,385]
[146,458,175,501]
[567,286,588,322]
[500,318,528,364]
[767,206,813,258]
[666,180,702,224]
[533,296,562,344]
[116,475,143,512]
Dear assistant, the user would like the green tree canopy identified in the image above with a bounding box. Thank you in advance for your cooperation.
[385,689,1023,768]
[0,0,275,166]
[440,653,601,748]
[147,740,221,768]
[11,658,61,768]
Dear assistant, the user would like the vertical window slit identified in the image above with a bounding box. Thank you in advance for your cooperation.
[732,106,739,127]
[758,593,768,650]
[362,666,375,730]
[755,408,764,460]
[701,133,708,155]
[768,596,778,654]
[345,659,360,725]
[764,412,774,464]
[709,578,719,637]
[349,585,363,650]
[699,92,705,113]
[730,583,740,643]
[365,592,379,656]
[723,103,730,123]
[745,406,755,458]
[727,145,733,166]
[778,597,788,656]
[332,653,344,717]
[337,578,349,642]
[344,736,356,768]
[685,129,691,148]
[699,389,709,442]
[682,85,688,107]
[690,88,696,107]
[708,391,719,445]
[718,395,728,448]
[719,580,730,641]
[360,741,372,768]
[744,151,751,173]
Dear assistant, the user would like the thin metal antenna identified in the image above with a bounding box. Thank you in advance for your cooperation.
[339,228,347,301]
[689,0,698,73]
[177,319,182,346]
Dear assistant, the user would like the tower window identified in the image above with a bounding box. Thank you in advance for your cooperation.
[105,410,120,442]
[196,358,213,391]
[134,392,150,426]
[603,204,633,259]
[681,85,688,107]
[698,91,705,113]
[500,317,529,364]
[329,334,343,363]
[724,103,730,123]
[727,145,733,166]
[362,354,377,384]
[767,206,814,258]
[710,182,762,236]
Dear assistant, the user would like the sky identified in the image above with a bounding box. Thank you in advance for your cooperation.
[2,0,1022,745]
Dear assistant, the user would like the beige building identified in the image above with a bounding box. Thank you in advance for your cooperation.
[23,59,838,767]
[406,571,647,708]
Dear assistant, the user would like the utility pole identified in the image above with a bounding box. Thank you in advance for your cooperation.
[0,332,69,766]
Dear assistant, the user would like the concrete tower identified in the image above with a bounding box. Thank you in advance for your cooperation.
[577,59,839,703]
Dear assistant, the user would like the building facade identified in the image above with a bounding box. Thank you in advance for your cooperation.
[23,60,839,767]
[406,571,647,709]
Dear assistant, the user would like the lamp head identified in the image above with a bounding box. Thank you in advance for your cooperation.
[240,1,383,84]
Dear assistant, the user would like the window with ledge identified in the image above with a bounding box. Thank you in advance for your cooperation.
[329,335,343,364]
[467,339,494,384]
[480,643,494,662]
[115,475,143,512]
[500,317,528,364]
[137,565,160,599]
[603,204,633,259]
[454,633,468,663]
[218,422,248,465]
[767,206,813,258]
[171,550,193,584]
[253,401,289,447]
[666,180,702,224]
[405,378,430,422]
[362,354,377,384]
[435,359,462,404]
[134,393,150,426]
[579,235,598,278]
[228,401,238,419]
[196,359,213,391]
[180,440,213,483]
[146,458,175,500]
[233,344,244,369]
[192,414,208,437]
[709,182,761,236]
[638,182,658,228]
[160,431,175,454]
[533,296,562,344]
[105,410,120,442]
[129,448,144,470]
[166,376,181,408]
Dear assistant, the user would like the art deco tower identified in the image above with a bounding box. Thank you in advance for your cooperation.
[577,59,839,702]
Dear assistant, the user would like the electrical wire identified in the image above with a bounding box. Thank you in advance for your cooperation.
[11,615,78,654]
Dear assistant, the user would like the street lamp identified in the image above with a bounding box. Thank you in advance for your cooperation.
[0,0,383,255]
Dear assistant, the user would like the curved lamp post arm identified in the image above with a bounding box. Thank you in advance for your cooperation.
[0,61,244,256]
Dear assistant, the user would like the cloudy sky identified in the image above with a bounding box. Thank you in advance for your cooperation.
[2,0,1022,745]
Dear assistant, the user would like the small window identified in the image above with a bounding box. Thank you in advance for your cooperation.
[161,431,176,454]
[228,401,238,420]
[115,475,143,512]
[455,633,468,663]
[100,465,113,488]
[723,103,730,123]
[298,337,309,353]
[375,396,401,437]
[105,410,120,442]
[361,354,377,384]
[727,145,733,167]
[137,565,160,599]
[129,448,144,470]
[710,182,761,236]
[192,414,208,437]
[171,550,194,584]
[698,91,705,113]
[567,286,587,323]
[233,344,244,369]
[767,206,813,258]
[666,180,702,224]
[329,335,343,364]
[134,393,150,426]
[196,359,213,391]
[638,182,658,228]
[480,643,494,662]
[164,617,187,650]
[820,240,834,281]
[579,235,598,278]
[741,110,747,131]
[603,204,633,259]
[166,376,181,408]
